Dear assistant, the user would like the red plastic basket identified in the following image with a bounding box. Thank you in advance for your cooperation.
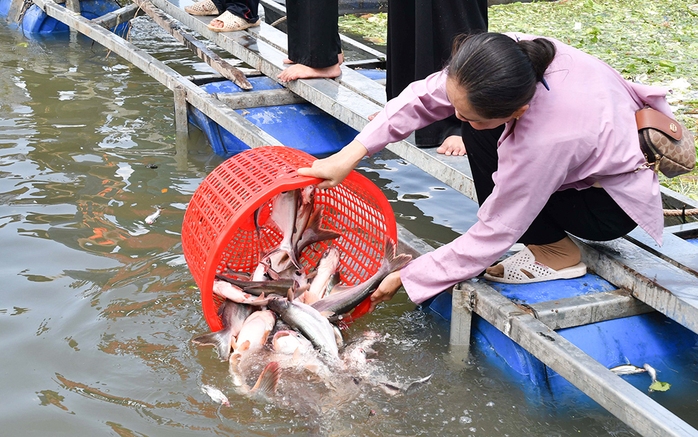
[181,146,398,331]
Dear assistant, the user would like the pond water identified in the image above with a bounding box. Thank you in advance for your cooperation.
[1,15,692,437]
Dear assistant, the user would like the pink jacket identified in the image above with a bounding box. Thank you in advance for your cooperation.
[356,34,671,304]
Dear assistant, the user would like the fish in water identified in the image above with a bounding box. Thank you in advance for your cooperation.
[311,239,412,317]
[267,296,340,363]
[643,363,658,382]
[201,384,230,406]
[609,363,647,376]
[229,309,277,386]
[191,299,252,361]
[145,206,162,224]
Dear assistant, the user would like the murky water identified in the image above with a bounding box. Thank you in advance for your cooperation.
[2,16,695,437]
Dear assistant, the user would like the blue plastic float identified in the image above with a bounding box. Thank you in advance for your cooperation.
[188,74,383,158]
[0,0,128,36]
[423,271,698,398]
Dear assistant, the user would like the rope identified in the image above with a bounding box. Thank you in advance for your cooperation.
[664,208,698,217]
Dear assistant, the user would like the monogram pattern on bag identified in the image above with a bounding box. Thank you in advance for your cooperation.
[640,125,696,178]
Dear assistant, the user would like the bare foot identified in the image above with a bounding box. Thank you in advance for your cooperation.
[209,18,224,29]
[436,135,466,156]
[283,58,295,64]
[278,63,341,82]
[368,111,379,121]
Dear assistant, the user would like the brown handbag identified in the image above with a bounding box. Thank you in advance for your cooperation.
[636,107,696,177]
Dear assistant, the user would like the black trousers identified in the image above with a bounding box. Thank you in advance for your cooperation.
[386,0,488,147]
[211,0,260,22]
[286,0,341,68]
[461,123,638,245]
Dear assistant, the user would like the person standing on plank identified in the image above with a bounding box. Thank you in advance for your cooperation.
[385,0,489,155]
[277,0,342,82]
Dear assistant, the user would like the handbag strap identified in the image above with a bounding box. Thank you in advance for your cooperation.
[635,107,683,141]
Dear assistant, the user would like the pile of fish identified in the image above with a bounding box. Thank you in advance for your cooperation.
[192,185,424,405]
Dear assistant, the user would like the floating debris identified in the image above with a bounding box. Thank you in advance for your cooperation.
[145,207,162,224]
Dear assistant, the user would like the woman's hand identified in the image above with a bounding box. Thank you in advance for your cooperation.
[297,140,368,189]
[368,270,402,313]
[436,135,466,156]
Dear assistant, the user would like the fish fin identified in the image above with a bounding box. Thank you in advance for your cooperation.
[228,353,244,387]
[384,239,413,272]
[237,340,251,353]
[403,374,433,394]
[287,287,295,302]
[378,382,402,396]
[191,329,233,361]
[250,362,280,396]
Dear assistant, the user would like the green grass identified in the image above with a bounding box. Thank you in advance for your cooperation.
[339,0,698,200]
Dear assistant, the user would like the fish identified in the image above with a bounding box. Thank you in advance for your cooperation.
[294,207,341,255]
[290,185,316,251]
[264,189,301,272]
[266,296,340,363]
[215,269,310,298]
[192,299,253,361]
[643,363,658,382]
[271,329,334,381]
[229,309,277,385]
[377,374,434,396]
[212,279,270,305]
[311,240,412,317]
[609,363,647,376]
[303,246,341,305]
[144,206,162,224]
[201,384,230,406]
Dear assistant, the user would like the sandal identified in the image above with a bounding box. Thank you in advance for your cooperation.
[483,247,587,284]
[184,0,219,16]
[207,11,261,32]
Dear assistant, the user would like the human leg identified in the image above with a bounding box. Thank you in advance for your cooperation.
[387,0,488,147]
[462,122,637,282]
[485,188,637,282]
[278,0,341,81]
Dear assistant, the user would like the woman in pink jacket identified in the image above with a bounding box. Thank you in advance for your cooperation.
[298,32,672,310]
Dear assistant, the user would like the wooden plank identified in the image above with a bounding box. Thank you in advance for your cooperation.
[92,3,145,30]
[65,0,79,13]
[576,237,698,335]
[31,0,283,150]
[665,221,698,239]
[215,89,306,109]
[525,289,653,330]
[147,0,481,203]
[7,0,28,23]
[133,0,253,90]
[626,228,698,275]
[173,84,188,135]
[457,280,698,437]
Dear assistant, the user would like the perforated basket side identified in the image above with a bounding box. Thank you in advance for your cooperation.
[182,146,397,331]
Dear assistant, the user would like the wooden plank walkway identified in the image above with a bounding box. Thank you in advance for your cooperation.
[23,1,698,435]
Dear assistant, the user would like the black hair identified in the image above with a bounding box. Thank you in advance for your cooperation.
[447,32,556,119]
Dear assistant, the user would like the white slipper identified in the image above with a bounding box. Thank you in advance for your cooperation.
[184,0,218,16]
[483,247,587,284]
[207,11,261,32]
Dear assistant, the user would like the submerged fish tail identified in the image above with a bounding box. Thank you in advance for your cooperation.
[191,328,233,361]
